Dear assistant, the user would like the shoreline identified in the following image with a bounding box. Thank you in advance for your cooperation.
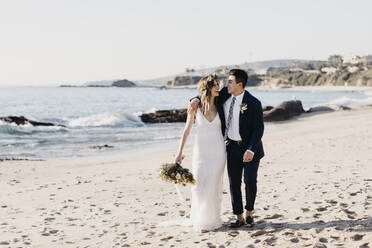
[0,106,367,162]
[0,122,284,162]
[3,84,372,93]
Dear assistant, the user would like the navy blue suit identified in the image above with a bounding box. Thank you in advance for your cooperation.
[217,87,265,160]
[216,87,265,214]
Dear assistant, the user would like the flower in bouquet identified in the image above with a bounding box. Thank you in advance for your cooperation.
[159,162,196,186]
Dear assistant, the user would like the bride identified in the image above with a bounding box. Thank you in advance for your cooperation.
[175,74,226,232]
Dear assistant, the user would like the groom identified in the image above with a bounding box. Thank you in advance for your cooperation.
[189,69,264,228]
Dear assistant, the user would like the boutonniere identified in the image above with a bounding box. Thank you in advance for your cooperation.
[240,103,248,114]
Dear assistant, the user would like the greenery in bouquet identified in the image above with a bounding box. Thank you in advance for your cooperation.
[159,162,196,185]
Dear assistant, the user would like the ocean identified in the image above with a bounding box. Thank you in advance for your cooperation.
[0,86,371,160]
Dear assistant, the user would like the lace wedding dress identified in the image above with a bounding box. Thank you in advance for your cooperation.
[190,108,226,231]
[158,108,226,231]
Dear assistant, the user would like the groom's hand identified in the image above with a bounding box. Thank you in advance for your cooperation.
[243,150,254,162]
[188,98,200,114]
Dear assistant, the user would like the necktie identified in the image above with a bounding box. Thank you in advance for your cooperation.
[224,96,236,140]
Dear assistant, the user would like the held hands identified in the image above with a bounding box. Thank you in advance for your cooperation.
[243,150,254,163]
[175,153,183,165]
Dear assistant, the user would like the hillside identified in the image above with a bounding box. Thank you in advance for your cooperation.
[135,59,326,87]
[262,68,372,87]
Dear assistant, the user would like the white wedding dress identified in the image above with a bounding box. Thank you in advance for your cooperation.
[190,108,226,231]
[158,108,226,231]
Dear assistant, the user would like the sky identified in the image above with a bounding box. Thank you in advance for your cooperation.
[0,0,371,86]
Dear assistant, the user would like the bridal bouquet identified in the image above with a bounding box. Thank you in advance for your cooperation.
[159,162,196,185]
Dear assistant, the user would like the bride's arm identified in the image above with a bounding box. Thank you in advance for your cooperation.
[175,108,197,164]
[187,98,200,115]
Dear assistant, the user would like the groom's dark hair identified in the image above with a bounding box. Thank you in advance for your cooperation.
[229,69,248,88]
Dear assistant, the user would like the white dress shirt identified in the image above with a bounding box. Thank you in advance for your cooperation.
[223,91,245,141]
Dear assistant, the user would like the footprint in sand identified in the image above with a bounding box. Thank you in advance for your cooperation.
[319,237,328,243]
[316,207,328,212]
[313,213,322,218]
[228,231,239,237]
[351,234,364,241]
[264,214,283,220]
[313,243,327,248]
[160,236,173,241]
[340,202,348,208]
[264,236,277,246]
[290,237,299,243]
[146,231,156,238]
[326,199,338,205]
[157,212,168,216]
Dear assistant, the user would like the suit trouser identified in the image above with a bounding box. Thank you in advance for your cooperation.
[226,142,260,215]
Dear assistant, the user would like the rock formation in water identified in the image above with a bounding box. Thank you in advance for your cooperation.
[263,100,305,122]
[112,79,136,87]
[140,109,187,123]
[0,116,66,127]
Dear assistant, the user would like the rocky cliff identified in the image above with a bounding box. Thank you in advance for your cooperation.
[167,76,203,87]
[262,68,372,87]
[166,74,262,88]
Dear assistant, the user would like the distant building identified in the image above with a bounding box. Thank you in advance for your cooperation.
[266,67,289,74]
[289,67,304,72]
[303,69,320,74]
[343,55,363,65]
[347,66,359,73]
[321,67,337,74]
[367,55,372,65]
[361,55,372,66]
[215,66,230,75]
[328,55,343,68]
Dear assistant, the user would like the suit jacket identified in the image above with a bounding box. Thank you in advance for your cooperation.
[216,87,265,160]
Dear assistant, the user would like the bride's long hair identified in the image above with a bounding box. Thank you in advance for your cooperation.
[198,74,218,116]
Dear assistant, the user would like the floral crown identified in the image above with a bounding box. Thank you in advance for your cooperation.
[206,73,218,83]
[199,73,218,92]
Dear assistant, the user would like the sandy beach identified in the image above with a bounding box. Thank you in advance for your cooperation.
[1,108,371,248]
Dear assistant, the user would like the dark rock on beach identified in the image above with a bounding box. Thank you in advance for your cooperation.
[263,100,305,122]
[0,116,66,127]
[307,105,351,113]
[89,144,114,150]
[140,109,187,123]
[307,105,336,113]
